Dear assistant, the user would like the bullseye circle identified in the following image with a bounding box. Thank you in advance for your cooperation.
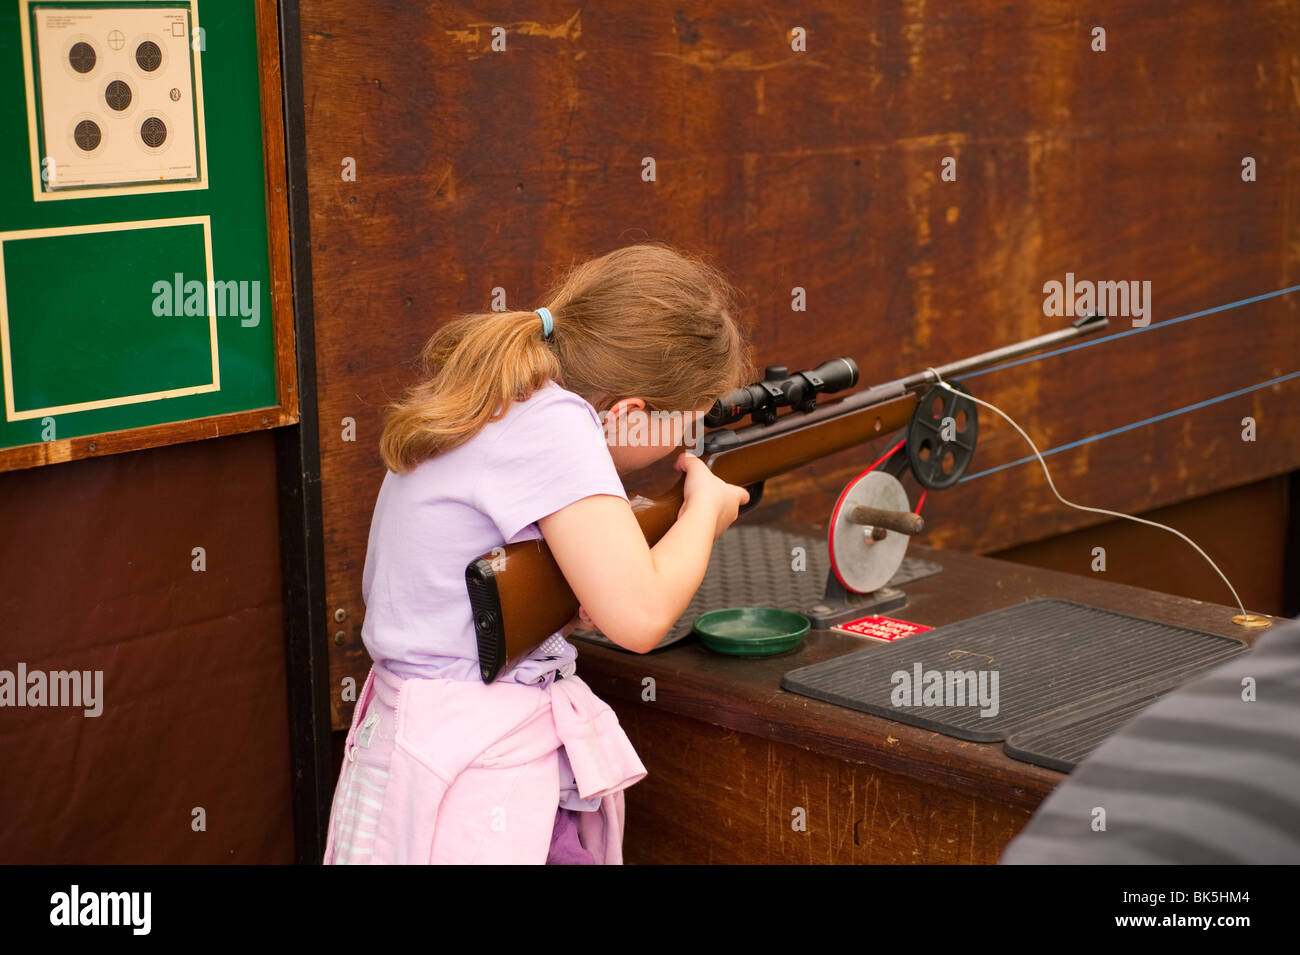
[135,40,162,71]
[69,41,96,73]
[140,116,167,148]
[73,120,102,151]
[105,79,132,111]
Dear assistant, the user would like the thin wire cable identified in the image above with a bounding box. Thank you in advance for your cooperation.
[924,368,1250,619]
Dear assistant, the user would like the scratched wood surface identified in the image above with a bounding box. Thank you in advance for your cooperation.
[297,1,1300,727]
[613,705,1033,864]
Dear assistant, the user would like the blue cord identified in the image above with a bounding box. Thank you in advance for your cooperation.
[960,371,1300,483]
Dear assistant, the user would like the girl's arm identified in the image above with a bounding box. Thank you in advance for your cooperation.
[538,453,748,654]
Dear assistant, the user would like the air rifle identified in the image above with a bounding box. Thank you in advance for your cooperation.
[467,313,1108,682]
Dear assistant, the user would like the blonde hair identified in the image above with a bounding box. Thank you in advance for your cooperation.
[379,242,755,473]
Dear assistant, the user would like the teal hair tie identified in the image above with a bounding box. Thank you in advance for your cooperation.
[534,307,554,339]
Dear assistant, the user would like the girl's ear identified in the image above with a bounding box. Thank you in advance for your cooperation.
[605,396,646,418]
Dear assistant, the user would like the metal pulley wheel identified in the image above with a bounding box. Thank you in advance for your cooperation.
[907,380,978,490]
[827,470,922,595]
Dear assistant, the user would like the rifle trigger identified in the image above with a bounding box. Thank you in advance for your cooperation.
[739,481,765,516]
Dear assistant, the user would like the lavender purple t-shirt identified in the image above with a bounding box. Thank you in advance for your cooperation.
[360,379,629,687]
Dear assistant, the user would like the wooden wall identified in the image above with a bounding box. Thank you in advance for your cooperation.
[992,474,1293,616]
[297,0,1300,729]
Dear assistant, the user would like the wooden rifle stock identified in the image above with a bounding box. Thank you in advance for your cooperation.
[466,315,1108,682]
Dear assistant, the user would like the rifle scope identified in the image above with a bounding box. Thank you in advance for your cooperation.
[706,358,859,427]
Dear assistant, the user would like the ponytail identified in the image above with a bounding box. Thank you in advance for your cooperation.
[379,308,559,472]
[379,242,754,474]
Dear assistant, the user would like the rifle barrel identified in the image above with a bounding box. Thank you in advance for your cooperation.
[898,312,1108,390]
[704,315,1107,453]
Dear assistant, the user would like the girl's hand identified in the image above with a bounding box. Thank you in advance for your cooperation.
[675,452,750,539]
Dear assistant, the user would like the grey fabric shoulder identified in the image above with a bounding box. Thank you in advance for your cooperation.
[1000,616,1300,864]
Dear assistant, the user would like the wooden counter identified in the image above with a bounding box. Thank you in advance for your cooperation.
[572,536,1271,864]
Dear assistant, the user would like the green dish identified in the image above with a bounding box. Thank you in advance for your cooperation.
[693,607,811,656]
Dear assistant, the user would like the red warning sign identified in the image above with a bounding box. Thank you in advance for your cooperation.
[832,614,932,642]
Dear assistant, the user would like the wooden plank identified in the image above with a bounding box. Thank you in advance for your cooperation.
[614,704,1033,864]
[0,406,298,471]
[256,0,301,425]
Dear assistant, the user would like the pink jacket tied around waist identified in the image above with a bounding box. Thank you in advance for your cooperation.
[323,663,647,864]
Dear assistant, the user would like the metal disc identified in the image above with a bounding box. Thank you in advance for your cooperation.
[828,470,910,594]
[907,381,978,490]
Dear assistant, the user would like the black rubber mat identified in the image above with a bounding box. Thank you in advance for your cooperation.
[572,524,941,651]
[1003,691,1170,773]
[781,598,1247,769]
[998,629,1257,772]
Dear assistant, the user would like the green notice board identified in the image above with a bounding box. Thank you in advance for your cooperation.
[0,0,290,469]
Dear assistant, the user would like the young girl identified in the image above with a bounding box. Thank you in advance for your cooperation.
[323,242,754,864]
